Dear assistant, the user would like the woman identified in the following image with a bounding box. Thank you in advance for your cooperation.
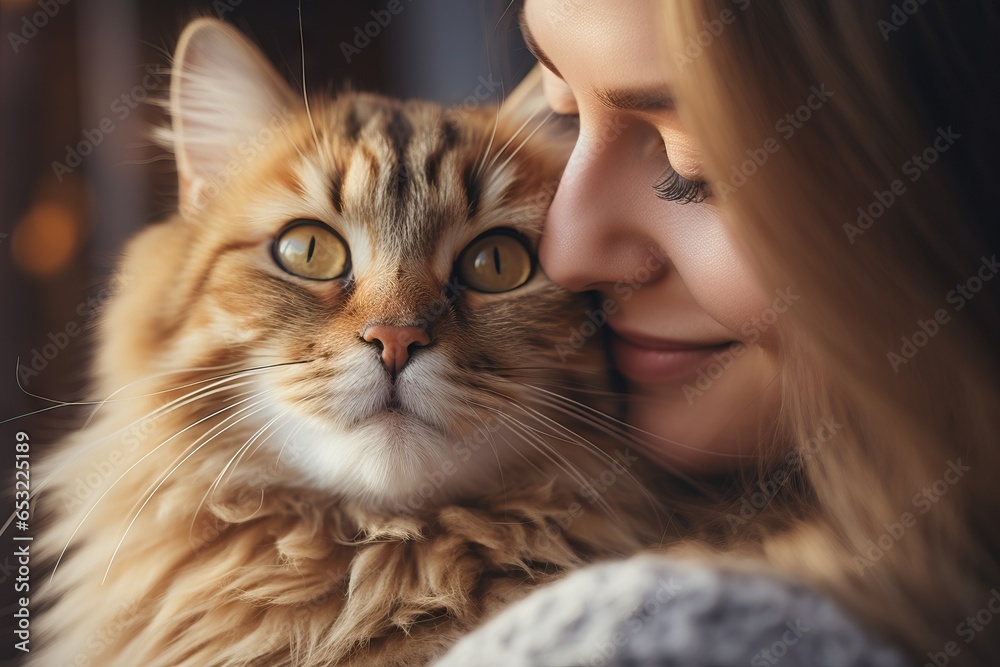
[436,1,999,665]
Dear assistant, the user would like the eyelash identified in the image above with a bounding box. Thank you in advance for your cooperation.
[550,111,711,204]
[653,168,711,204]
[552,111,580,130]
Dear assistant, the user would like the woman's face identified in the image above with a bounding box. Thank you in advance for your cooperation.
[523,0,781,472]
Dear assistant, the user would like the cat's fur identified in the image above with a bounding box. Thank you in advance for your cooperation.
[29,19,680,666]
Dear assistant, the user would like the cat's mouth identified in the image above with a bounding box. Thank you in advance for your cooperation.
[354,390,444,433]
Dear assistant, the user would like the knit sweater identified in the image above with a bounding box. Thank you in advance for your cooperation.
[432,555,915,667]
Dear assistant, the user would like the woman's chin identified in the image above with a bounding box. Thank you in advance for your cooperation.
[622,348,780,474]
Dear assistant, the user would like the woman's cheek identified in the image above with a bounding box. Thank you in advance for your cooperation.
[661,207,774,340]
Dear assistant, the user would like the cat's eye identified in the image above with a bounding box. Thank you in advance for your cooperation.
[273,221,350,280]
[456,230,534,293]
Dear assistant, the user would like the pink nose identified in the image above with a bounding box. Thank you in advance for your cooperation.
[362,325,431,375]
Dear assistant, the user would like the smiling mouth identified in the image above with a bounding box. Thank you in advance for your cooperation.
[609,330,739,385]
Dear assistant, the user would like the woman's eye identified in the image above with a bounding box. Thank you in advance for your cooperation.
[456,230,535,293]
[653,166,712,204]
[273,220,350,280]
[552,111,580,130]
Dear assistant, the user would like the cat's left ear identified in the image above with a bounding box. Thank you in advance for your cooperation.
[169,19,299,217]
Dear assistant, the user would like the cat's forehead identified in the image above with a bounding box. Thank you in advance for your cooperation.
[276,94,548,259]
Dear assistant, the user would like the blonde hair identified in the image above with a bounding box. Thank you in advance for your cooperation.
[660,2,1000,664]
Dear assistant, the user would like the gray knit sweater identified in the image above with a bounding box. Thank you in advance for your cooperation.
[432,555,914,667]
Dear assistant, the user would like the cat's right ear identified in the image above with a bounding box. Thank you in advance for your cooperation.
[168,19,299,217]
[498,65,577,146]
[499,65,548,124]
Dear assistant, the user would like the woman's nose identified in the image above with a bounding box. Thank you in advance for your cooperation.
[538,122,667,293]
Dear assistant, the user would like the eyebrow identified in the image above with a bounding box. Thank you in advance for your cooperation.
[517,7,676,112]
[596,88,675,111]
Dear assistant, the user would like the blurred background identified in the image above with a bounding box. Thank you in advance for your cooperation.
[0,0,531,659]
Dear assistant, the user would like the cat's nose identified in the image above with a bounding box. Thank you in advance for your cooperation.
[362,325,432,376]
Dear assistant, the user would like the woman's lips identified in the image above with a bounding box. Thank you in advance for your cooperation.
[609,329,738,385]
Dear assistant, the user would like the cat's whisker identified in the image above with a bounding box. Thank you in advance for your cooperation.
[474,388,640,522]
[479,385,624,468]
[48,388,265,583]
[469,397,599,492]
[2,357,309,427]
[485,407,622,523]
[121,393,272,525]
[482,101,551,174]
[517,393,667,521]
[513,378,761,458]
[297,2,324,160]
[3,377,264,539]
[493,110,555,177]
[464,400,549,478]
[104,397,274,585]
[18,359,313,496]
[78,360,302,430]
[9,358,241,412]
[494,370,622,396]
[473,101,502,182]
[188,409,289,546]
[499,380,621,398]
[225,401,304,487]
[191,397,305,542]
[462,400,509,510]
[270,108,311,163]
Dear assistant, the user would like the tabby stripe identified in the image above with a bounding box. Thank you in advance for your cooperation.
[462,161,481,219]
[330,171,343,213]
[342,101,362,143]
[164,238,263,343]
[423,118,459,187]
[385,108,413,199]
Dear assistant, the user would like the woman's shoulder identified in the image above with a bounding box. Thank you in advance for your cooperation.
[433,554,915,667]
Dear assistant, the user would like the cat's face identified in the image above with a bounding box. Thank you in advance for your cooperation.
[104,20,603,509]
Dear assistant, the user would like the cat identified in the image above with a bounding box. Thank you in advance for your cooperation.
[26,18,683,667]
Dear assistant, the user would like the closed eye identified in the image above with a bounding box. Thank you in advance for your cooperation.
[653,167,711,204]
